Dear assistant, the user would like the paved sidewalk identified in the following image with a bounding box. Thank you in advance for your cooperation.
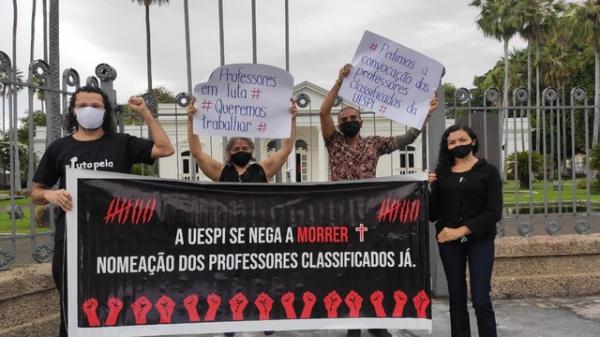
[175,296,600,337]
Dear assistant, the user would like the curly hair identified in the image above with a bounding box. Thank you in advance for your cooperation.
[65,85,115,134]
[434,124,479,178]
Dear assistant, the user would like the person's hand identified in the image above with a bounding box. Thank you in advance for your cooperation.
[187,97,197,120]
[428,172,437,183]
[426,92,439,116]
[128,96,152,117]
[337,63,352,84]
[289,99,298,120]
[45,189,72,211]
[437,227,468,243]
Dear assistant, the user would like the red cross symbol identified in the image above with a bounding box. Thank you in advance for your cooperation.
[355,223,368,243]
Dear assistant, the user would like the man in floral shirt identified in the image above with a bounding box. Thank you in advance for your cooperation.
[321,64,438,182]
[320,64,438,337]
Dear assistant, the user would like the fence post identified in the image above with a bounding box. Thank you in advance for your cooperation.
[427,86,448,297]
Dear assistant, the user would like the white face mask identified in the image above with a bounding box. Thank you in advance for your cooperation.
[75,107,105,130]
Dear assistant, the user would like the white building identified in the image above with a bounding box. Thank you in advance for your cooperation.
[34,81,423,182]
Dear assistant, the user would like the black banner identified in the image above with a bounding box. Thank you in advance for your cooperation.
[68,170,431,336]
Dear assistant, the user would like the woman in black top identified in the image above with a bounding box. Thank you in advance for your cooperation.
[428,124,502,337]
[186,97,297,183]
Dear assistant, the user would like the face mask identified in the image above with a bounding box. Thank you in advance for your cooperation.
[230,151,252,167]
[75,107,105,130]
[450,144,474,158]
[339,120,361,138]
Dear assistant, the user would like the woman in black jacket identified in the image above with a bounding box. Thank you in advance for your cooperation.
[428,124,502,337]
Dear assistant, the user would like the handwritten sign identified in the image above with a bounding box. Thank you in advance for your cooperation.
[338,31,444,130]
[192,64,293,138]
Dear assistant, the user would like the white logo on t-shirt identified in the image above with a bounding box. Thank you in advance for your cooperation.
[69,156,115,170]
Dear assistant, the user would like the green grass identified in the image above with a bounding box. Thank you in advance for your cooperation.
[502,179,600,204]
[0,196,51,234]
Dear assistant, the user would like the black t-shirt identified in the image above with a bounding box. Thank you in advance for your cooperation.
[33,133,155,241]
[218,163,268,182]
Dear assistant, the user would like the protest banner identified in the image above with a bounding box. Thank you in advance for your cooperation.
[338,31,444,129]
[67,169,431,337]
[192,64,294,138]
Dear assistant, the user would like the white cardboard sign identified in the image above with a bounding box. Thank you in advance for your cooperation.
[339,31,444,129]
[193,64,294,138]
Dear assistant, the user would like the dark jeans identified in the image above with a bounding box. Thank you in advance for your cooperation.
[438,238,497,337]
[53,241,68,337]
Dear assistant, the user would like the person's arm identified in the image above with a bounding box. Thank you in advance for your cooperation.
[31,183,72,211]
[462,165,503,239]
[186,97,224,181]
[128,96,175,159]
[428,172,439,223]
[392,94,439,149]
[261,101,297,180]
[320,64,351,140]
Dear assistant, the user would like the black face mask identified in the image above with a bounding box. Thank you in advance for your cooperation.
[339,120,361,138]
[449,144,474,158]
[230,151,252,166]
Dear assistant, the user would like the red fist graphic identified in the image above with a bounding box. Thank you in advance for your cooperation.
[281,292,297,319]
[183,294,201,322]
[204,293,222,322]
[229,292,248,321]
[254,292,274,320]
[82,297,100,327]
[370,290,387,318]
[323,291,342,318]
[344,290,363,318]
[105,296,123,326]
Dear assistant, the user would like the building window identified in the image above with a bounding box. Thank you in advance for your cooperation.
[181,150,199,180]
[295,139,309,182]
[399,146,416,175]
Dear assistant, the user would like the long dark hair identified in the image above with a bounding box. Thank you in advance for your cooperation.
[66,85,115,134]
[434,124,479,178]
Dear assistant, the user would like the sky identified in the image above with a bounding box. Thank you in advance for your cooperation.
[0,0,530,118]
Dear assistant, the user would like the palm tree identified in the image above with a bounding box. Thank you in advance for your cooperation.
[506,151,543,188]
[471,0,524,180]
[520,0,564,151]
[570,1,600,145]
[132,0,170,104]
[471,0,524,111]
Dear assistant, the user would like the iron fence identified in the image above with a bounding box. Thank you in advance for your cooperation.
[0,51,599,270]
